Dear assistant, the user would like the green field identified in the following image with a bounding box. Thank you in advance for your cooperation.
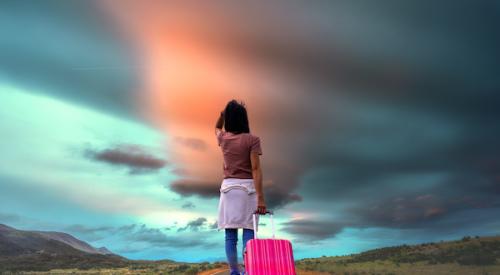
[1,261,226,275]
[295,235,500,275]
[296,259,500,275]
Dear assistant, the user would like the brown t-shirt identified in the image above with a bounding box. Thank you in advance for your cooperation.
[216,130,262,179]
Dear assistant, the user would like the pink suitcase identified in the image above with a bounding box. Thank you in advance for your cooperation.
[244,210,296,275]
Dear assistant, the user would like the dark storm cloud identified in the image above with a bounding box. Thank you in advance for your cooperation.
[348,195,449,229]
[181,201,196,209]
[263,181,302,209]
[118,224,138,232]
[65,223,216,249]
[3,0,499,242]
[177,217,207,232]
[64,224,118,241]
[167,0,495,210]
[168,178,301,209]
[281,219,344,242]
[220,1,500,96]
[280,190,500,242]
[203,0,500,236]
[168,179,220,198]
[209,221,218,229]
[128,224,214,248]
[285,168,500,241]
[65,224,115,234]
[84,144,167,174]
[66,223,134,236]
[0,0,140,120]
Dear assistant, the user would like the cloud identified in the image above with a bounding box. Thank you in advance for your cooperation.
[64,223,135,241]
[4,0,500,251]
[65,222,217,250]
[263,180,302,209]
[84,144,167,174]
[347,196,448,229]
[65,224,115,234]
[116,246,144,254]
[281,180,500,241]
[209,221,218,229]
[181,201,196,209]
[168,179,220,198]
[177,217,207,232]
[129,223,215,248]
[65,222,133,236]
[169,178,301,209]
[296,166,500,229]
[168,177,303,209]
[0,0,140,120]
[118,224,138,232]
[281,219,344,242]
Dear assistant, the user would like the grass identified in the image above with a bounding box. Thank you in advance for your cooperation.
[295,235,500,275]
[2,235,499,274]
[1,261,226,275]
[296,259,500,275]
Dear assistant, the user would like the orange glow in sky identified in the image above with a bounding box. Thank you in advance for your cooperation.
[101,1,267,184]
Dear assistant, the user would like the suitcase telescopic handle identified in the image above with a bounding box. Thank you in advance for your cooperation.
[252,210,275,239]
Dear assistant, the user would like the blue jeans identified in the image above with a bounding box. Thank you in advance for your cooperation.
[225,228,254,275]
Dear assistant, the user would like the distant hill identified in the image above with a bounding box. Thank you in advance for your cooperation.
[32,230,114,255]
[296,235,500,274]
[0,223,225,274]
[97,246,114,255]
[0,223,127,271]
[3,222,500,274]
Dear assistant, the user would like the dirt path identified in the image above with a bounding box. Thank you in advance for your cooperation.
[198,267,230,275]
[296,270,330,275]
[200,268,327,275]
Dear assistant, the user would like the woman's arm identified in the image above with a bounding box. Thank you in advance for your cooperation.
[251,151,267,214]
[215,110,224,130]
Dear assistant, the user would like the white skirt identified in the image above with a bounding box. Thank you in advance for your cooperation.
[217,178,259,231]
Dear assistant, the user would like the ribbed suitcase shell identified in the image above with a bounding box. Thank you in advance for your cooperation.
[244,238,296,274]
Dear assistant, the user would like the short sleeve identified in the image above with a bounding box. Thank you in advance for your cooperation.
[250,135,262,155]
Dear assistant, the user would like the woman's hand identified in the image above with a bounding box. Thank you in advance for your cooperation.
[215,110,225,129]
[257,195,267,214]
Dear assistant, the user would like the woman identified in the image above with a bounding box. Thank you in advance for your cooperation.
[215,99,267,275]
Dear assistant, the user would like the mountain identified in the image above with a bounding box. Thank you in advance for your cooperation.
[33,230,114,255]
[0,223,115,256]
[0,223,128,271]
[97,246,114,255]
[0,223,80,257]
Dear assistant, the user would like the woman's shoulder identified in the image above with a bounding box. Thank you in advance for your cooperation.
[243,132,260,139]
[219,131,260,141]
[243,133,261,147]
[246,133,262,154]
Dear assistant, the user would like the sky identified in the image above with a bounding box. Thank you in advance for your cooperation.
[1,0,499,262]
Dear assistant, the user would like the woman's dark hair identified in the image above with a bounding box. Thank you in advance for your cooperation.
[224,100,250,134]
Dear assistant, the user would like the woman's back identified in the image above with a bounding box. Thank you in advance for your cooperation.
[217,131,262,179]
